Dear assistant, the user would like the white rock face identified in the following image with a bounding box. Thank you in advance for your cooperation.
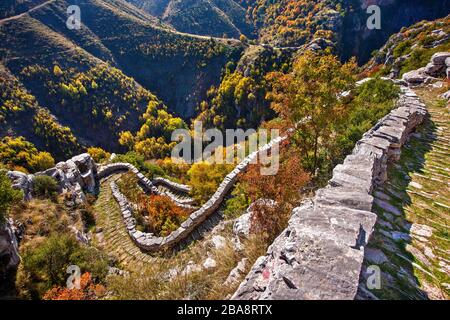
[203,257,217,269]
[7,153,97,201]
[0,219,20,278]
[210,235,227,250]
[224,258,248,286]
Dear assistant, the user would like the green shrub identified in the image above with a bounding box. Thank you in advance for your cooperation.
[19,234,109,298]
[333,77,399,165]
[113,152,165,178]
[223,183,251,219]
[0,170,23,223]
[32,175,59,199]
[393,40,412,58]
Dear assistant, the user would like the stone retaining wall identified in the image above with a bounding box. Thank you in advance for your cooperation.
[109,135,287,252]
[97,162,195,207]
[152,177,191,194]
[231,87,427,300]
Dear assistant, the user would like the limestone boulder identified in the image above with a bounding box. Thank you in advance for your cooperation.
[203,257,217,269]
[0,220,20,279]
[431,52,450,66]
[7,153,97,202]
[6,171,32,199]
[424,62,444,77]
[402,69,426,85]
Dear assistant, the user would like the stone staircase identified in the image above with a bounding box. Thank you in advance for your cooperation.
[93,175,155,270]
[358,87,449,300]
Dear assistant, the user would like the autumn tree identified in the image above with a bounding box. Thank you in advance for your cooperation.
[240,144,310,242]
[87,147,110,163]
[138,194,189,236]
[187,162,233,204]
[266,51,357,173]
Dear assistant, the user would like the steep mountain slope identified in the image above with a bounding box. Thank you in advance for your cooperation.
[0,0,48,19]
[3,0,244,116]
[127,0,255,38]
[364,15,450,78]
[339,0,450,63]
[0,65,81,159]
[241,0,450,64]
[0,0,245,159]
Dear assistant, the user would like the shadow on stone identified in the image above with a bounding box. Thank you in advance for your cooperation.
[357,115,437,300]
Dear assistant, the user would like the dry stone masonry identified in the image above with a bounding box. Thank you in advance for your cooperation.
[152,177,191,194]
[98,162,195,208]
[108,134,288,252]
[232,86,428,300]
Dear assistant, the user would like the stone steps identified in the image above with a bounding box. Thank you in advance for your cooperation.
[93,174,154,270]
[359,88,449,300]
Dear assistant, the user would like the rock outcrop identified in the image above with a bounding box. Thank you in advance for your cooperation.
[403,52,450,85]
[232,87,427,300]
[0,219,20,281]
[7,153,97,201]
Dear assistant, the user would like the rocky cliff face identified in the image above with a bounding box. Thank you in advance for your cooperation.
[340,0,450,63]
[0,219,20,296]
[7,153,97,202]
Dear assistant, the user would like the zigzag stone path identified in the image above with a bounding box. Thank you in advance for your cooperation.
[108,135,287,252]
[93,174,155,269]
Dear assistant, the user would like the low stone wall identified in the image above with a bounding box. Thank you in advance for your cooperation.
[109,134,287,252]
[152,177,191,194]
[232,87,427,300]
[98,162,195,207]
[97,162,158,194]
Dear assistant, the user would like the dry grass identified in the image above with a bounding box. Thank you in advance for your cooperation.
[106,224,270,300]
[9,198,79,250]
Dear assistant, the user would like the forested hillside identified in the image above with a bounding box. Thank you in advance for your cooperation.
[0,0,244,163]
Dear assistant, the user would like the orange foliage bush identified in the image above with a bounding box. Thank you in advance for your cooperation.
[240,144,310,242]
[43,272,106,300]
[138,195,189,236]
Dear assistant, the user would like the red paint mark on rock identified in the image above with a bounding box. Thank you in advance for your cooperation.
[262,268,270,279]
